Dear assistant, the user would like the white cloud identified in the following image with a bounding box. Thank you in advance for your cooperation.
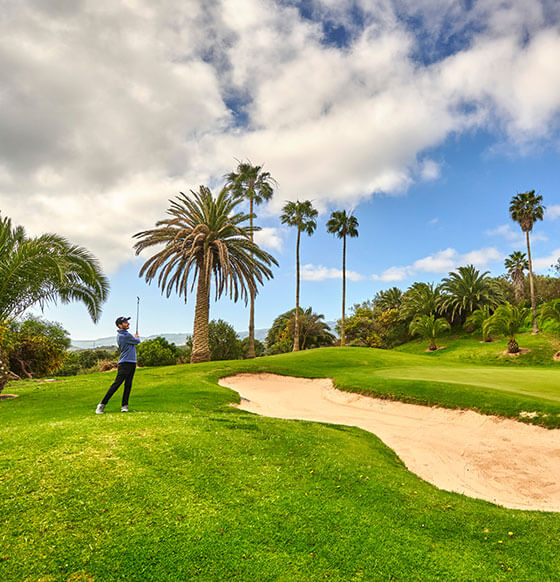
[372,266,410,282]
[486,224,548,246]
[532,248,560,271]
[253,227,283,252]
[372,246,505,281]
[2,0,560,271]
[412,248,458,273]
[302,264,365,282]
[547,205,560,220]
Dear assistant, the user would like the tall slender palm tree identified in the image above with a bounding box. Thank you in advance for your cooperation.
[504,251,529,304]
[225,161,276,359]
[326,210,359,347]
[439,265,502,324]
[133,186,277,363]
[280,200,318,351]
[0,214,109,394]
[509,190,545,333]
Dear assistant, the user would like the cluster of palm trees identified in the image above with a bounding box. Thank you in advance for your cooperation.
[134,162,362,361]
[377,191,553,353]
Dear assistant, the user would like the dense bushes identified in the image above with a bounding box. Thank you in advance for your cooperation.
[137,337,182,367]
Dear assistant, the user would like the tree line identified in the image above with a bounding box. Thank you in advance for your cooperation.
[0,168,557,392]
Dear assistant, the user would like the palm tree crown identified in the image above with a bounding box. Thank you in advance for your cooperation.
[504,251,528,304]
[0,214,109,394]
[225,161,275,206]
[224,161,276,359]
[0,215,109,323]
[280,200,318,351]
[133,186,278,363]
[326,210,359,347]
[439,265,502,323]
[509,190,545,232]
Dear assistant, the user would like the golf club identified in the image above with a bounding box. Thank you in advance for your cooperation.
[136,296,140,335]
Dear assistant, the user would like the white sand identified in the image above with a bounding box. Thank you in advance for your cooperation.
[219,373,560,512]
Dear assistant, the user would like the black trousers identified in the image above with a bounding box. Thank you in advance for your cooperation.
[101,362,136,406]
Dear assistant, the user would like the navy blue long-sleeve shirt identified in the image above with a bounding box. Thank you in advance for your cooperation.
[117,329,141,363]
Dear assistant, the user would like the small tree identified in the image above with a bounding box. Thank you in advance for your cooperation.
[485,303,530,354]
[465,306,494,342]
[137,337,181,367]
[208,319,242,361]
[538,298,560,328]
[409,314,450,351]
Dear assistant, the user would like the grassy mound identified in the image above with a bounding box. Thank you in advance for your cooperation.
[1,348,559,580]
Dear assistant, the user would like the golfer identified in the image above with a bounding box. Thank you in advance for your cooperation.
[95,316,140,414]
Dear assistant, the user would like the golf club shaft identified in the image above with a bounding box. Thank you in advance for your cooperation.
[136,296,140,335]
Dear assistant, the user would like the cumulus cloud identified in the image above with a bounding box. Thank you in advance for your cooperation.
[301,264,365,282]
[532,248,560,271]
[2,0,560,271]
[372,246,504,282]
[547,205,560,220]
[253,227,283,252]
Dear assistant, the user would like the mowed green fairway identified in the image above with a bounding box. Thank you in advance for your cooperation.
[1,347,560,581]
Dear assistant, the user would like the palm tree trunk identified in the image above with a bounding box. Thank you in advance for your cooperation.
[341,233,346,347]
[246,199,256,359]
[293,229,301,351]
[525,230,540,334]
[191,270,211,363]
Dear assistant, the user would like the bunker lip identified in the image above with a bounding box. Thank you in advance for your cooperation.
[219,373,560,512]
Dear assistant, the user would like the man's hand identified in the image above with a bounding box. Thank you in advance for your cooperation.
[134,333,139,338]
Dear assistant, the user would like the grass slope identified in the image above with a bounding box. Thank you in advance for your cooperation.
[1,347,559,581]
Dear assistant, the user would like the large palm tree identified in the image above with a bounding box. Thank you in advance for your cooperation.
[538,298,560,326]
[326,210,359,347]
[225,161,276,359]
[509,190,545,333]
[0,214,109,394]
[374,287,403,312]
[133,186,277,363]
[409,314,450,351]
[504,251,529,304]
[399,282,442,321]
[280,200,318,351]
[439,265,502,324]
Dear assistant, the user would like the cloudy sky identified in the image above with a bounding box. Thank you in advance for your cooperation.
[2,0,560,340]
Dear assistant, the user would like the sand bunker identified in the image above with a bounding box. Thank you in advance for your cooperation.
[219,373,560,512]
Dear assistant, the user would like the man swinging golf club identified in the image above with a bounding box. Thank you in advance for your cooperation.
[95,313,141,414]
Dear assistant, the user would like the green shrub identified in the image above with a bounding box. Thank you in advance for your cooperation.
[137,337,180,367]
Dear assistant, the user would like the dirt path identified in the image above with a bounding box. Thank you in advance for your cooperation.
[219,373,560,512]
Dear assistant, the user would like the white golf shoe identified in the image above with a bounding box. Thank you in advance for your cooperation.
[95,403,105,414]
[121,405,129,413]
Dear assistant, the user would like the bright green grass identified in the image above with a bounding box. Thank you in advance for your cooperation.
[1,348,560,581]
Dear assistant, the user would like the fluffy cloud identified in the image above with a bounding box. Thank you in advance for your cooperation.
[532,248,560,271]
[372,246,505,282]
[547,205,560,220]
[2,0,560,271]
[301,264,365,282]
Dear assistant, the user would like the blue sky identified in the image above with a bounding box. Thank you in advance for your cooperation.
[1,0,560,340]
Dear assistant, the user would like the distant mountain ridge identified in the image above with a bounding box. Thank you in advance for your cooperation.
[70,321,336,350]
[70,328,270,350]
